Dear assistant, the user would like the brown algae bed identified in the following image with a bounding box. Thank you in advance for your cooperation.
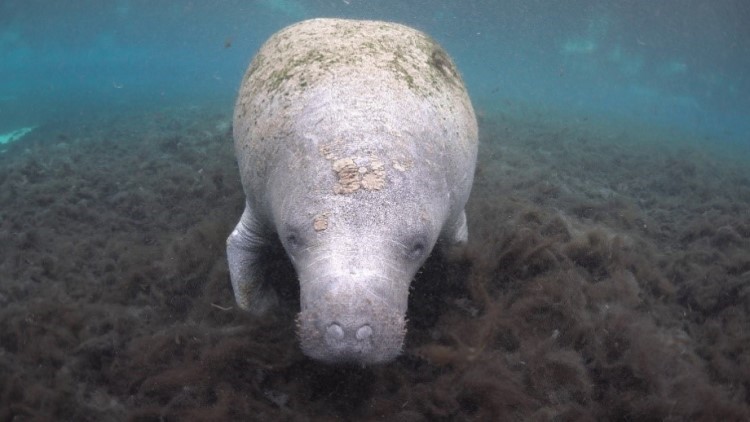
[1,104,749,420]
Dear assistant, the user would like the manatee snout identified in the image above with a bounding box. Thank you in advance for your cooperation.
[297,258,411,364]
[297,293,407,364]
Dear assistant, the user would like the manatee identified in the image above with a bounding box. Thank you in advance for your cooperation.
[227,18,478,364]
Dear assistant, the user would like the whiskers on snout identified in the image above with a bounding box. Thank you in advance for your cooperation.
[295,303,407,365]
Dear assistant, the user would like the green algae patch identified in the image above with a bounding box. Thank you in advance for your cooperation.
[239,18,467,103]
[234,18,479,158]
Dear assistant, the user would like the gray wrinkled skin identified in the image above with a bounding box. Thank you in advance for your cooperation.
[227,18,478,364]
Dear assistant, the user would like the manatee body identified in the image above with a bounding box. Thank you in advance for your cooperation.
[227,18,478,364]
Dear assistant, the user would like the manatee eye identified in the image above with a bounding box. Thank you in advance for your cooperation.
[406,237,428,261]
[286,234,300,248]
[283,229,305,252]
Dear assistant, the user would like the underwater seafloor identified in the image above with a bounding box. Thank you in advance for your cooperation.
[1,102,749,421]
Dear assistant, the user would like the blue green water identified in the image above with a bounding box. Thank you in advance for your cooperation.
[2,2,750,418]
[1,0,748,147]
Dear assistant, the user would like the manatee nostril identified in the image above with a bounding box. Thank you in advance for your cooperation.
[326,323,345,342]
[356,324,373,341]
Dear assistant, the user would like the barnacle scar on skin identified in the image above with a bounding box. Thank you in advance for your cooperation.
[313,213,329,231]
[332,157,386,194]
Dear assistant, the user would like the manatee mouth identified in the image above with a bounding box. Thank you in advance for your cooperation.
[296,306,406,365]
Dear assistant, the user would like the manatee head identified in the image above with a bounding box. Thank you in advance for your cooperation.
[270,148,445,364]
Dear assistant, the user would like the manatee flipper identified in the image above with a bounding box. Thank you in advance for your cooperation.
[439,210,469,257]
[447,210,469,245]
[226,204,278,315]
